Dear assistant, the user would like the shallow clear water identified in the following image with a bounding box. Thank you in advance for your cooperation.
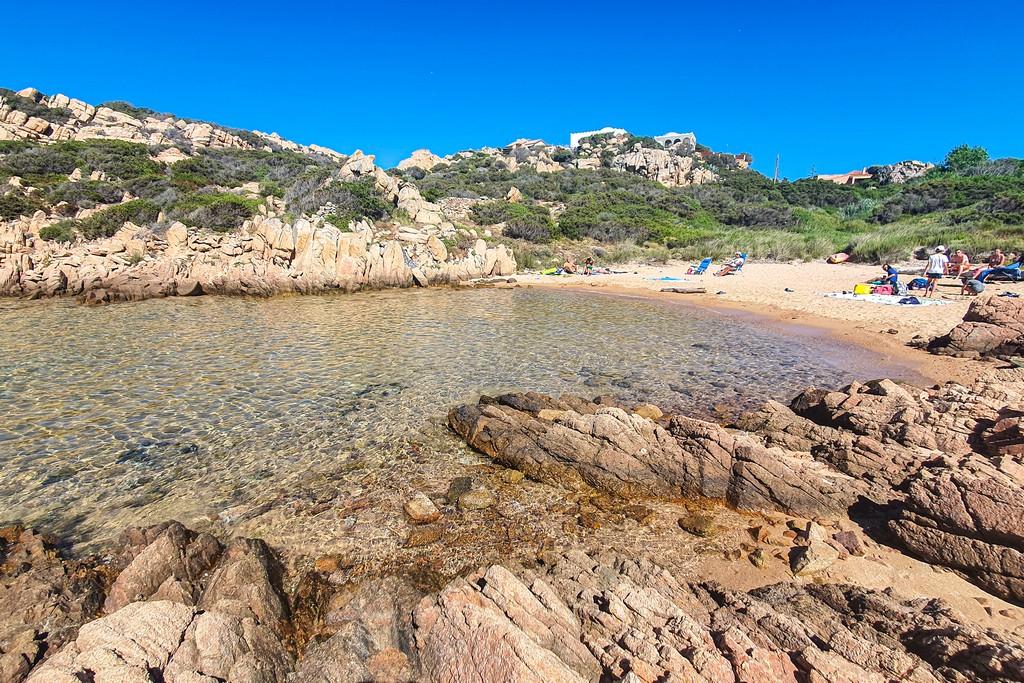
[0,288,921,550]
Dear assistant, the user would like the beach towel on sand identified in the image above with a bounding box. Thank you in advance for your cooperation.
[818,292,952,306]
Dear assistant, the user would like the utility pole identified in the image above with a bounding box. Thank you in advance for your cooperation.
[773,155,780,184]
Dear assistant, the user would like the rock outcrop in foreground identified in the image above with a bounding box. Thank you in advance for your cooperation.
[929,295,1024,358]
[450,368,1024,605]
[4,522,1022,683]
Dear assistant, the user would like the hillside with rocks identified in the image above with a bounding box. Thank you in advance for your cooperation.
[2,85,1023,300]
[0,87,516,301]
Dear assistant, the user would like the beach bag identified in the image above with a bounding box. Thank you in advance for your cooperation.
[872,285,893,295]
[908,277,928,290]
[898,296,922,305]
[895,282,909,296]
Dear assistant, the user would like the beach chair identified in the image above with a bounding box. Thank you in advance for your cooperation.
[734,254,747,273]
[687,257,712,275]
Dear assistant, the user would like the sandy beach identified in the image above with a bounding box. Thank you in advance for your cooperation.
[513,258,1018,385]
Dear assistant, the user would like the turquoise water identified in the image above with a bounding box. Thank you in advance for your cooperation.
[0,288,921,550]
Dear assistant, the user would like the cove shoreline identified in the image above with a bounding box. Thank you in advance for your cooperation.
[511,259,989,387]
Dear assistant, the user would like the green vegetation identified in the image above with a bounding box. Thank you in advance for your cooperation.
[469,200,555,242]
[0,88,70,124]
[405,143,1024,263]
[0,139,162,180]
[100,100,171,120]
[943,144,989,173]
[39,199,160,242]
[167,192,261,233]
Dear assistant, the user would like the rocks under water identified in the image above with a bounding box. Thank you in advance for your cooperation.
[2,364,1023,681]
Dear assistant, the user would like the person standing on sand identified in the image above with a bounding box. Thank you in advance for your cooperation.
[924,246,949,298]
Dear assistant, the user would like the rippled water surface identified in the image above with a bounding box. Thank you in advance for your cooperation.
[0,289,921,550]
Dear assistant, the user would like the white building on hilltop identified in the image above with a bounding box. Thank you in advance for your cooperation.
[570,127,698,150]
[569,126,628,149]
[654,131,696,148]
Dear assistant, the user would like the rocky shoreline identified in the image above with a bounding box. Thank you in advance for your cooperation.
[0,149,516,304]
[3,348,1023,681]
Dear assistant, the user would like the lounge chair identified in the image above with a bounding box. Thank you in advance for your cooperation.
[687,257,713,275]
[978,263,1022,283]
[735,253,747,273]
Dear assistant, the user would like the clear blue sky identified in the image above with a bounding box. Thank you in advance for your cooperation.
[5,0,1022,179]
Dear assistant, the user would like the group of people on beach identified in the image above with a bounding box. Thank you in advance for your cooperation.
[560,256,611,275]
[884,245,1023,298]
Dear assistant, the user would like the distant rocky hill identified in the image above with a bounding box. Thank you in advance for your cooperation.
[0,86,341,160]
[396,131,751,189]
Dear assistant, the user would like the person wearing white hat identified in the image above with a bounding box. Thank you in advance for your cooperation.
[924,246,950,298]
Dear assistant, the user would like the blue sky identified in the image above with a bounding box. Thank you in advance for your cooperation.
[5,0,1022,179]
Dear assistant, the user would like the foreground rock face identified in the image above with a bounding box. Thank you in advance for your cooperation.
[415,551,1023,682]
[14,521,1019,683]
[450,367,1024,604]
[929,295,1024,358]
[890,455,1024,603]
[23,531,292,683]
[448,392,869,519]
[0,527,104,681]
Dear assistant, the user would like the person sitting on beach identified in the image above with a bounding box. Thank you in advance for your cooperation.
[877,263,898,286]
[714,252,745,277]
[988,249,1005,268]
[924,246,949,298]
[562,257,577,274]
[583,257,594,275]
[978,251,1023,282]
[949,249,971,277]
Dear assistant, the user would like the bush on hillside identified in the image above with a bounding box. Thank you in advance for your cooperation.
[101,101,171,120]
[170,147,333,191]
[558,191,671,242]
[0,191,45,220]
[944,144,989,173]
[40,199,160,241]
[45,180,125,210]
[470,200,555,242]
[0,139,161,180]
[168,192,261,232]
[285,174,392,225]
[0,88,70,124]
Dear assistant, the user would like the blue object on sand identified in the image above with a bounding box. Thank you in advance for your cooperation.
[647,276,685,281]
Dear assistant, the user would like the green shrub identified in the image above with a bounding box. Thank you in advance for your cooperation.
[38,222,74,242]
[0,191,45,220]
[944,144,989,173]
[0,88,70,124]
[45,199,160,241]
[469,200,556,241]
[45,180,125,210]
[0,139,161,180]
[101,101,171,120]
[558,191,672,242]
[168,192,260,232]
